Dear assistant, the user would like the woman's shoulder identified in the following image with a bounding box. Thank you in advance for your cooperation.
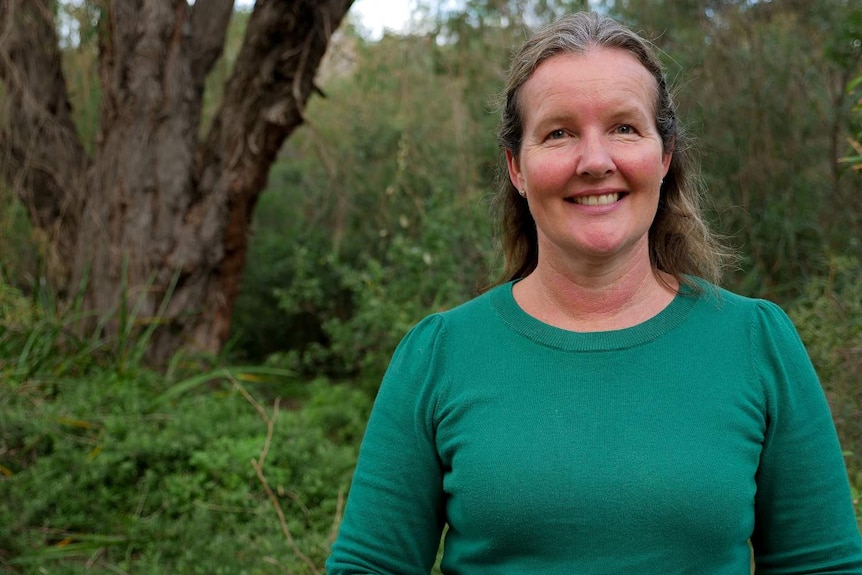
[427,283,508,327]
[689,277,785,315]
[688,277,802,346]
[396,284,507,350]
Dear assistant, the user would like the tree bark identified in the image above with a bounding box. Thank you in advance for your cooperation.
[0,0,88,271]
[0,0,354,364]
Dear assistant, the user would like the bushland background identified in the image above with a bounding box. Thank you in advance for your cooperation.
[1,0,861,572]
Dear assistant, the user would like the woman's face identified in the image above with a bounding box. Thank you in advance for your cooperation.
[507,47,671,269]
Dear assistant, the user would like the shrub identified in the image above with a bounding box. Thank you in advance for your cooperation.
[788,256,862,490]
[0,366,371,573]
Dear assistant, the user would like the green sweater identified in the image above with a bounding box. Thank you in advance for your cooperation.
[326,281,862,574]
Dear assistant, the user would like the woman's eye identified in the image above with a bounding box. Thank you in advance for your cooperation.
[548,129,566,140]
[616,125,635,135]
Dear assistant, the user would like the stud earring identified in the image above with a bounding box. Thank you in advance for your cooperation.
[518,189,526,197]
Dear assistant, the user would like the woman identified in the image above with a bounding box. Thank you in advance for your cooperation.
[326,12,862,574]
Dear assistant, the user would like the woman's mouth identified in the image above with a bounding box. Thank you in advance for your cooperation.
[566,192,623,206]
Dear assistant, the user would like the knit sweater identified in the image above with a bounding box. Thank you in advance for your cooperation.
[326,281,862,574]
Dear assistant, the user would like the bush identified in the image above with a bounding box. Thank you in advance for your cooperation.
[231,32,499,382]
[788,256,862,493]
[0,364,371,573]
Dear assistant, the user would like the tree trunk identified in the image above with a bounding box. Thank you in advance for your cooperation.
[0,0,354,364]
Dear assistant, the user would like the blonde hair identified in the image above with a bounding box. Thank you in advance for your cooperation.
[491,12,733,289]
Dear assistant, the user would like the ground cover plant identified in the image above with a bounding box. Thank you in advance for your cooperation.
[0,282,371,573]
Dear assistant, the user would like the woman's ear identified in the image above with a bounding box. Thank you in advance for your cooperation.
[662,137,675,178]
[506,148,525,191]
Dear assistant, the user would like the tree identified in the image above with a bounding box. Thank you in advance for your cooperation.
[0,0,353,363]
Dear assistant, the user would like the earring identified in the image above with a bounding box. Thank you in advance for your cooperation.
[518,189,526,197]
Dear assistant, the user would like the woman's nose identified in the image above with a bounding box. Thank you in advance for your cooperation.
[575,134,615,178]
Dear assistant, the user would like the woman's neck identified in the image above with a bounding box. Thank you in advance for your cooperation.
[513,251,678,332]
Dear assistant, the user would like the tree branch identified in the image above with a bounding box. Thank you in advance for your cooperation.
[204,0,354,174]
[189,0,236,89]
[182,0,354,353]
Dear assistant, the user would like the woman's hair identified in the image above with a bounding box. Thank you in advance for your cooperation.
[491,11,733,290]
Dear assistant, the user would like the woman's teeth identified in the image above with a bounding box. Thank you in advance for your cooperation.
[571,193,620,206]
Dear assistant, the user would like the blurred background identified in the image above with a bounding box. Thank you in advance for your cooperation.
[1,0,860,572]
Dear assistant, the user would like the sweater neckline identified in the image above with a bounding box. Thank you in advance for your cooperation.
[489,280,700,352]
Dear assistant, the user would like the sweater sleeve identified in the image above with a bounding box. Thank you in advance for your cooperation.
[326,315,447,575]
[750,300,862,573]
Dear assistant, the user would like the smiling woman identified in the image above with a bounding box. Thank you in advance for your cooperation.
[326,11,862,575]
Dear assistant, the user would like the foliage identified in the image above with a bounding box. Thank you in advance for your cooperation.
[0,310,371,573]
[844,72,862,171]
[232,29,501,380]
[0,187,40,288]
[0,276,103,381]
[788,257,862,487]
